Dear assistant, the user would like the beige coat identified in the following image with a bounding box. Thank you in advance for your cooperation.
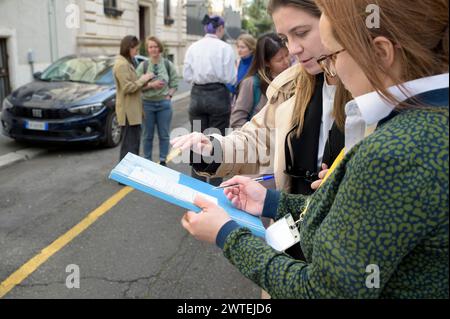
[113,55,147,126]
[200,64,301,191]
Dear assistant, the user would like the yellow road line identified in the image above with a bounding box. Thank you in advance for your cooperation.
[0,186,134,298]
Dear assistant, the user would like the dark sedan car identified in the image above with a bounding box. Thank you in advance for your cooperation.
[1,55,146,147]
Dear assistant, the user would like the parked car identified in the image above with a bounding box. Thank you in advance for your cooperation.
[1,54,147,147]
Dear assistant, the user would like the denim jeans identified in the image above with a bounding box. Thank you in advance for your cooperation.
[142,99,173,161]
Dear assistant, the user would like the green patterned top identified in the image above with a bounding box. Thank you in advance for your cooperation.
[221,96,449,298]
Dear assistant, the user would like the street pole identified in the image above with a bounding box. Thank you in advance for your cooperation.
[47,0,58,63]
[27,49,35,78]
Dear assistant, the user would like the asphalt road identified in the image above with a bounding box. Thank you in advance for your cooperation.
[0,97,261,299]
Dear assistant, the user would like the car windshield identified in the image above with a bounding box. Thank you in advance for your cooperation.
[40,57,115,85]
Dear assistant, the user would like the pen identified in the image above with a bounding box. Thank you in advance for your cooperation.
[166,148,182,163]
[214,175,275,189]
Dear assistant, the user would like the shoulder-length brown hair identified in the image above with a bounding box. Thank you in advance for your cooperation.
[315,0,448,108]
[267,0,350,135]
[120,35,140,64]
[243,33,287,95]
[146,36,164,54]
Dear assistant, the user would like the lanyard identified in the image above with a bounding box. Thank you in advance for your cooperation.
[296,123,378,224]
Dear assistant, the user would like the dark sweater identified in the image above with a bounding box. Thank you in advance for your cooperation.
[217,88,449,298]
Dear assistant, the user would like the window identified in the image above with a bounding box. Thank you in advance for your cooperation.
[186,0,208,36]
[104,0,117,7]
[164,0,174,25]
[104,0,123,17]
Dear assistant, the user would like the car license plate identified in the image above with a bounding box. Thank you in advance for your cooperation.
[25,120,48,131]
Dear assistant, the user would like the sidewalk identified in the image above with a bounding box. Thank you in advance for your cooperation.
[0,79,191,169]
[171,78,191,103]
[175,77,191,98]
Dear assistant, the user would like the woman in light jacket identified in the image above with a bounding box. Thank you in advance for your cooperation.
[113,35,152,162]
[172,0,350,195]
[173,0,351,262]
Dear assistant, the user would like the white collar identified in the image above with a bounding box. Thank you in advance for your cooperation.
[323,77,336,95]
[351,73,449,125]
[204,34,219,39]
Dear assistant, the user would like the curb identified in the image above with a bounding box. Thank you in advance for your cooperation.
[0,148,48,170]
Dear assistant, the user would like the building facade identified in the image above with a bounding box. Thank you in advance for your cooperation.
[0,0,243,104]
[0,0,188,101]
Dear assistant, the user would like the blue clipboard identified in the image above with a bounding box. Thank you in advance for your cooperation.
[109,153,266,238]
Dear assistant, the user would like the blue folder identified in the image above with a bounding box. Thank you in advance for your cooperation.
[109,153,266,238]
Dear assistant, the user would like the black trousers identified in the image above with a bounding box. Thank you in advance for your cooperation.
[189,83,231,186]
[119,119,141,161]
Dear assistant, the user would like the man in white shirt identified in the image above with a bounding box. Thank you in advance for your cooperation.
[183,15,236,186]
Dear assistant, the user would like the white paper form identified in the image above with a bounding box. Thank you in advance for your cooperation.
[129,166,218,205]
[109,152,266,238]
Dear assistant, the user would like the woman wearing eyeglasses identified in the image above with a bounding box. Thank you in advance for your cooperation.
[181,0,449,298]
[136,36,178,166]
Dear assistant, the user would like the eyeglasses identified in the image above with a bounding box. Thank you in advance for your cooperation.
[316,49,345,78]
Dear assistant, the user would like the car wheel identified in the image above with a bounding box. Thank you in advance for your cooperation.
[104,111,122,148]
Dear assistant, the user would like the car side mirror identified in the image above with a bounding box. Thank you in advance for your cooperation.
[33,71,42,80]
